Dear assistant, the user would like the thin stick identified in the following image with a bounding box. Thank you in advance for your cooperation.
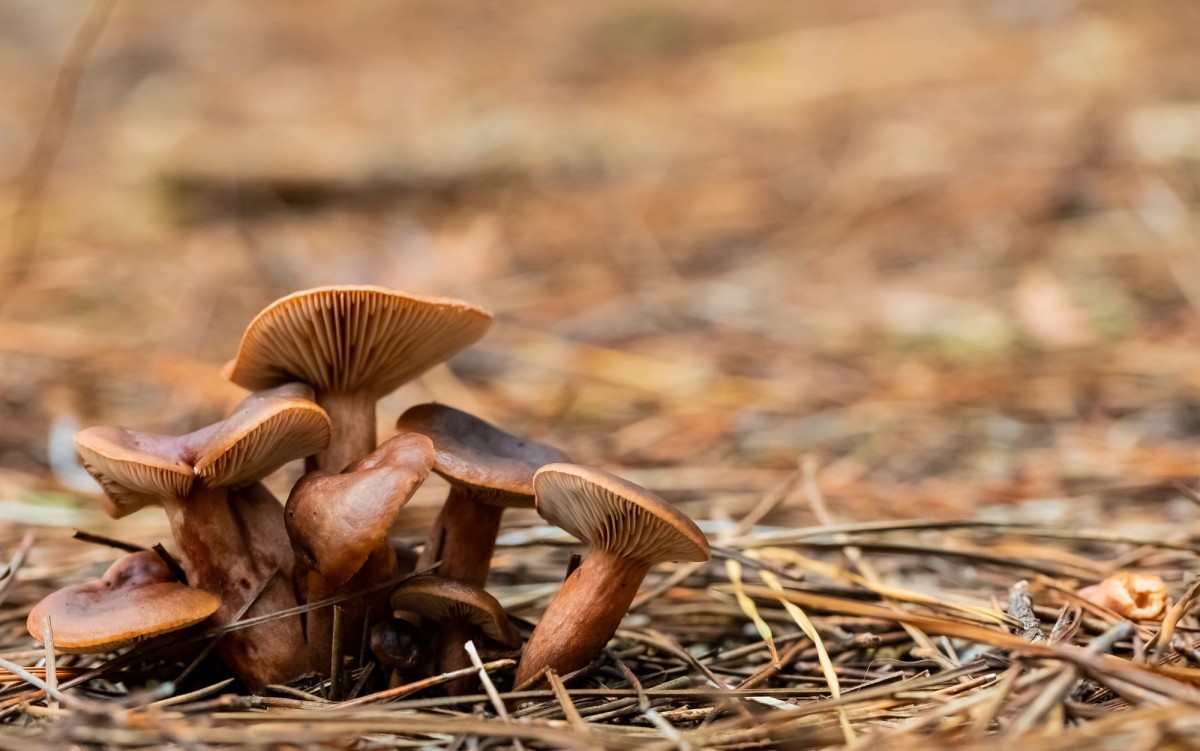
[327,659,516,710]
[1148,574,1200,661]
[329,604,345,701]
[0,534,34,609]
[148,678,236,709]
[547,669,587,733]
[0,656,73,709]
[347,663,375,701]
[3,0,118,313]
[41,615,57,712]
[71,530,144,553]
[464,640,525,751]
[565,553,582,580]
[610,653,690,750]
[151,543,188,585]
[1007,580,1045,643]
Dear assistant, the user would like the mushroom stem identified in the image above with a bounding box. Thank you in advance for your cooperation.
[514,548,651,688]
[417,487,505,585]
[161,483,306,689]
[439,619,478,695]
[311,391,377,473]
[304,544,397,674]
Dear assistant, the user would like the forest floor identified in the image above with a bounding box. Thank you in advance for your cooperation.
[4,1,1200,748]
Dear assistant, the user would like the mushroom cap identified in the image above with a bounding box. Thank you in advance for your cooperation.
[533,464,710,565]
[223,286,493,398]
[370,617,430,672]
[27,551,219,653]
[389,575,519,648]
[193,383,331,487]
[75,427,195,518]
[74,383,331,518]
[1079,572,1168,620]
[286,432,434,587]
[396,403,569,508]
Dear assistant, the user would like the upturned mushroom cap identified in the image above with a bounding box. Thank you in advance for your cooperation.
[223,286,493,397]
[74,383,331,518]
[27,551,219,653]
[389,575,520,648]
[193,383,331,487]
[534,464,710,565]
[396,403,569,507]
[74,428,195,518]
[286,432,434,587]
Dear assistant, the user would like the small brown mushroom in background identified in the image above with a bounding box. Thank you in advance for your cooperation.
[370,617,430,686]
[223,285,493,474]
[397,403,568,587]
[389,575,520,696]
[285,432,434,672]
[1079,572,1168,620]
[28,550,219,653]
[73,383,331,690]
[514,464,710,689]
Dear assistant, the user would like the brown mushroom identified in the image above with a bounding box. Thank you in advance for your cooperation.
[513,464,709,689]
[390,575,519,695]
[370,617,430,682]
[27,550,219,653]
[1079,572,1168,620]
[223,286,492,474]
[285,431,434,671]
[397,403,568,586]
[73,383,331,689]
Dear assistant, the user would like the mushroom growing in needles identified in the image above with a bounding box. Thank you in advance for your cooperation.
[397,403,568,586]
[224,285,492,474]
[72,383,331,688]
[513,463,710,689]
[28,550,219,654]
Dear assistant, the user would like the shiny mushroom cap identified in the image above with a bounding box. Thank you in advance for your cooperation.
[223,286,493,397]
[389,575,519,648]
[534,464,710,565]
[286,432,434,587]
[370,617,430,672]
[396,403,569,508]
[27,551,219,653]
[74,383,331,518]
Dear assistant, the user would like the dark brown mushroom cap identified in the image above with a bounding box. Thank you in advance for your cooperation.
[396,403,569,508]
[223,286,493,397]
[534,464,710,565]
[27,551,219,653]
[286,432,434,587]
[370,617,430,672]
[389,575,520,648]
[74,383,331,518]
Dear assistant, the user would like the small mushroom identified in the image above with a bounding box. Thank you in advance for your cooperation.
[390,575,520,695]
[224,286,492,474]
[285,431,435,671]
[514,464,710,689]
[27,550,219,653]
[397,403,568,586]
[1079,572,1168,620]
[370,617,430,679]
[73,383,331,689]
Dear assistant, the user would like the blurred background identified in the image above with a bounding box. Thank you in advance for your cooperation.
[4,0,1200,559]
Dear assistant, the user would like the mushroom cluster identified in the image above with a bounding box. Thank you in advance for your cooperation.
[29,285,710,695]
